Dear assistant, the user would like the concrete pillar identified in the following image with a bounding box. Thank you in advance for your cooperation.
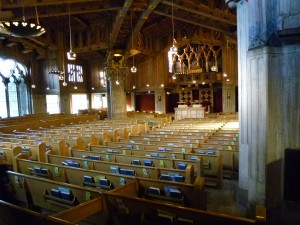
[155,89,166,114]
[106,68,127,119]
[235,0,300,213]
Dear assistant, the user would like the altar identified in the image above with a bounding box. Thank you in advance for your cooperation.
[174,102,205,120]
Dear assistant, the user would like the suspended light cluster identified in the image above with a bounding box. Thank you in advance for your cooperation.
[0,5,45,38]
[0,21,45,37]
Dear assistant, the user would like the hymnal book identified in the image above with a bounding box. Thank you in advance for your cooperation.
[132,159,141,165]
[90,155,101,160]
[110,166,119,174]
[144,159,154,167]
[149,187,160,195]
[178,162,187,170]
[83,175,95,183]
[160,174,170,181]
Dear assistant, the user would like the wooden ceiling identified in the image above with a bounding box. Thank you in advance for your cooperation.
[0,0,236,63]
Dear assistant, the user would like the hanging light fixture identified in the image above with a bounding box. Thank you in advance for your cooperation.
[169,0,177,54]
[67,3,76,60]
[130,14,137,73]
[30,54,36,88]
[223,36,229,77]
[168,0,177,74]
[62,56,68,86]
[211,53,217,72]
[48,50,63,76]
[115,70,120,85]
[62,52,68,86]
[0,3,45,37]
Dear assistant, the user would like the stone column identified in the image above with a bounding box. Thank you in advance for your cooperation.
[130,92,136,112]
[155,89,166,114]
[106,68,127,119]
[234,0,300,213]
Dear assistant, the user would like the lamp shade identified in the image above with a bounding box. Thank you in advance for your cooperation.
[67,50,76,60]
[0,21,46,37]
[131,66,137,73]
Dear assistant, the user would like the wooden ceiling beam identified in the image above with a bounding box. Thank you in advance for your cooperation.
[153,10,231,34]
[1,0,102,9]
[124,0,162,58]
[0,6,121,21]
[162,0,236,26]
[106,0,133,63]
[73,15,90,29]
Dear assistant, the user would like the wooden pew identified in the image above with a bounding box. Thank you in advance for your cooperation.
[0,146,23,168]
[15,158,137,190]
[0,200,75,225]
[104,191,266,225]
[46,153,196,184]
[6,171,105,224]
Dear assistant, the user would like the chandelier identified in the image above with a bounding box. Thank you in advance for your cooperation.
[0,4,45,37]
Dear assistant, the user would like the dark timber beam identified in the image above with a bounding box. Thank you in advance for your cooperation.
[162,0,236,26]
[124,0,162,59]
[153,10,232,34]
[106,0,133,63]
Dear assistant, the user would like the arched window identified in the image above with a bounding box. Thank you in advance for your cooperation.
[0,58,31,118]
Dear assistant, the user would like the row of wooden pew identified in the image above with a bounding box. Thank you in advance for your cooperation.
[0,116,266,225]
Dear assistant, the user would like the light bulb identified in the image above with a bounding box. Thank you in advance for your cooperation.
[131,66,137,73]
[74,86,77,89]
[116,80,120,85]
[46,87,50,90]
[132,85,136,89]
[63,82,68,86]
[172,75,176,80]
[31,84,36,89]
